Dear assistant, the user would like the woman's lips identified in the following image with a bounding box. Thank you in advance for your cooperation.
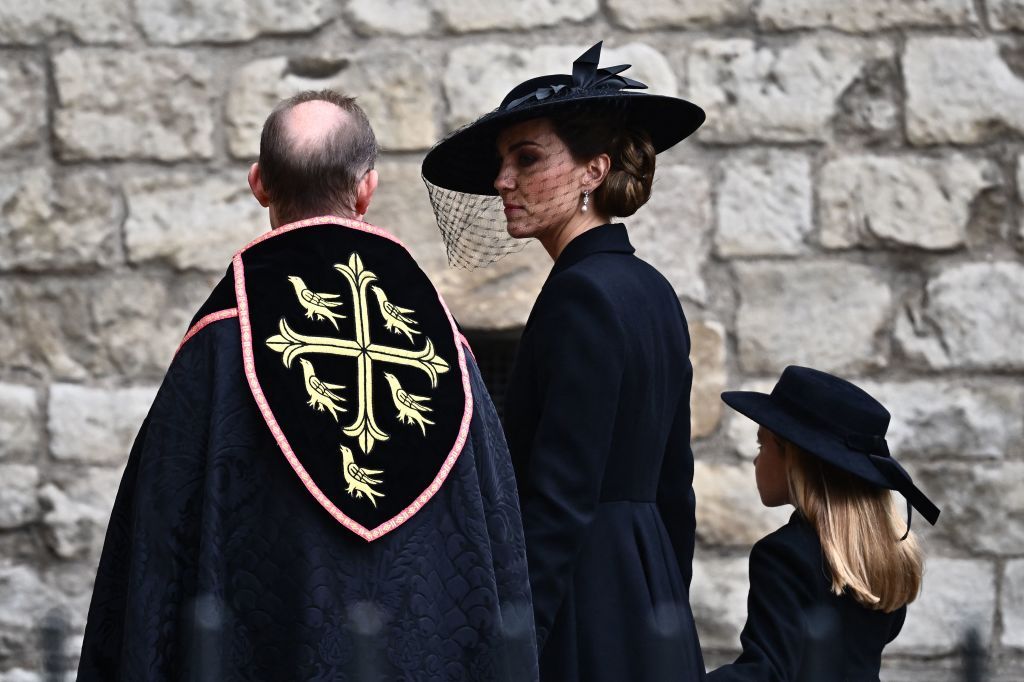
[503,204,524,216]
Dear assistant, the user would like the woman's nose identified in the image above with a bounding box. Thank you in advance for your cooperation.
[494,164,515,192]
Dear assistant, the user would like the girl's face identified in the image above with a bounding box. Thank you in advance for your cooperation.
[754,426,791,507]
[493,118,588,241]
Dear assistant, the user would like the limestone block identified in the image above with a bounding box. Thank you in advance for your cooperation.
[725,379,775,458]
[691,321,727,439]
[137,0,331,44]
[915,462,1024,556]
[608,0,751,28]
[0,274,215,380]
[757,0,977,30]
[444,43,677,130]
[694,461,793,546]
[226,53,438,157]
[1003,560,1024,650]
[53,50,215,161]
[889,558,995,655]
[819,154,998,251]
[904,38,1024,145]
[716,150,812,257]
[735,261,892,373]
[690,557,749,650]
[48,384,157,465]
[125,171,266,271]
[631,165,711,303]
[0,564,72,631]
[1019,155,1024,241]
[0,58,44,154]
[0,168,123,271]
[687,37,892,143]
[896,262,1024,370]
[858,380,1023,458]
[347,0,435,35]
[0,384,39,460]
[0,0,133,44]
[40,467,122,560]
[0,465,39,529]
[437,0,597,32]
[990,0,1024,28]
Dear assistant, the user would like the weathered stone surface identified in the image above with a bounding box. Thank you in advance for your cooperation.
[0,385,39,460]
[990,0,1024,29]
[367,158,548,328]
[0,273,214,380]
[716,150,812,257]
[0,168,123,271]
[859,380,1023,458]
[890,558,995,655]
[125,172,266,271]
[896,262,1024,370]
[39,467,122,560]
[1003,560,1024,650]
[226,53,438,156]
[687,37,892,143]
[1019,155,1024,241]
[915,463,1024,556]
[53,50,215,161]
[137,0,331,44]
[347,0,435,35]
[48,385,157,465]
[0,0,133,44]
[608,0,750,28]
[631,165,711,304]
[0,58,45,153]
[690,557,749,650]
[694,462,793,546]
[445,43,677,130]
[726,379,775,458]
[735,262,892,373]
[757,0,977,30]
[691,321,727,439]
[820,154,998,251]
[905,38,1024,145]
[437,0,597,32]
[0,466,39,529]
[0,564,72,632]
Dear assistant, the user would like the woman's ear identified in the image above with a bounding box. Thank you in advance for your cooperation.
[583,153,611,190]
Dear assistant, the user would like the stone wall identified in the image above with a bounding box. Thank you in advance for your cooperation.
[1,1,1022,679]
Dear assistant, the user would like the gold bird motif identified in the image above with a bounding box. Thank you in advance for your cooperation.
[383,372,434,436]
[299,358,346,421]
[288,275,345,330]
[371,286,420,343]
[341,445,384,507]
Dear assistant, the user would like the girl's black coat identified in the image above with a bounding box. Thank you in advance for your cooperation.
[504,224,706,681]
[708,514,907,682]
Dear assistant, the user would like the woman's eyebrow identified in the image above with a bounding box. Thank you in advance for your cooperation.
[507,139,541,152]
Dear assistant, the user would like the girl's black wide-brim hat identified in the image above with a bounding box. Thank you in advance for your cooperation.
[421,41,706,196]
[722,366,940,532]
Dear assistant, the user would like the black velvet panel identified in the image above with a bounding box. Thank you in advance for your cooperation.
[239,223,466,533]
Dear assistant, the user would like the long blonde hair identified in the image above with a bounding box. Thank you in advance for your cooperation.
[784,443,923,612]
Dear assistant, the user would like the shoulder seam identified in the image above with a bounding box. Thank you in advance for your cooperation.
[175,307,239,357]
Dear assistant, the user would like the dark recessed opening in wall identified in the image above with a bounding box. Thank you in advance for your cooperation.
[461,328,522,421]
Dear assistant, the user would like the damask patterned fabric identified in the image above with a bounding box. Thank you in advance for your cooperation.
[78,318,538,681]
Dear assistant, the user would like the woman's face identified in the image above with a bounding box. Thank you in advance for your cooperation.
[754,426,791,507]
[494,118,588,240]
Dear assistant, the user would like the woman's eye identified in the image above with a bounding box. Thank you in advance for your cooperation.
[517,153,537,167]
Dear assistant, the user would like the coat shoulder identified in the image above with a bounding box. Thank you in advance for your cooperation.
[751,514,827,588]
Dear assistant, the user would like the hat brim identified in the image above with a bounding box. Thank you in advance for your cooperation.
[722,390,891,489]
[422,92,705,196]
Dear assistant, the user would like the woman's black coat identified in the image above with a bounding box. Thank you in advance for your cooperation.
[504,224,706,681]
[708,513,907,682]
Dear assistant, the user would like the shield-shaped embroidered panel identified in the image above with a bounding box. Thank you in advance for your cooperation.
[233,219,471,540]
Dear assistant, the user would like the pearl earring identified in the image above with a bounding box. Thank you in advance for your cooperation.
[581,189,590,213]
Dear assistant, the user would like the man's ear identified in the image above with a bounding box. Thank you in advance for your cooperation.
[248,162,271,207]
[354,169,379,218]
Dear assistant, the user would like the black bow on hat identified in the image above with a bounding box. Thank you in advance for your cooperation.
[722,366,940,539]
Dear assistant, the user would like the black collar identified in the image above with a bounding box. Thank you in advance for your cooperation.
[550,223,635,276]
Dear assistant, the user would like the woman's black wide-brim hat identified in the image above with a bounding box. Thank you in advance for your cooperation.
[722,366,940,532]
[421,41,706,196]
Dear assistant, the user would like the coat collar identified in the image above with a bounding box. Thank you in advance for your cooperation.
[551,223,635,276]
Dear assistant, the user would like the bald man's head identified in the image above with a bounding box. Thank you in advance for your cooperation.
[257,90,379,225]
